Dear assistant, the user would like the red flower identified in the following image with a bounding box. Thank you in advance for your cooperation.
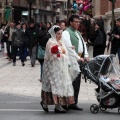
[51,45,59,54]
[57,54,60,58]
[51,45,60,58]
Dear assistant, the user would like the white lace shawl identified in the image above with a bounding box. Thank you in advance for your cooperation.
[44,25,80,81]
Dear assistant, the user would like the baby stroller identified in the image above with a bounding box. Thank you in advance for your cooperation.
[80,54,120,114]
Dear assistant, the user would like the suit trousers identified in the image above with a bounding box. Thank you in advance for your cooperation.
[72,72,81,104]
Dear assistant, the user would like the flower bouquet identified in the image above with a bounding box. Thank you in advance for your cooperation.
[51,45,60,58]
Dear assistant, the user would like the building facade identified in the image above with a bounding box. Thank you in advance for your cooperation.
[92,0,120,31]
[0,0,68,24]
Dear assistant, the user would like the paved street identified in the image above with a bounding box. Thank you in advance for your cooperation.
[0,46,120,120]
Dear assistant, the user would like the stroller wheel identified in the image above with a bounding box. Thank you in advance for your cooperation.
[90,104,99,114]
[118,108,120,114]
[99,105,107,111]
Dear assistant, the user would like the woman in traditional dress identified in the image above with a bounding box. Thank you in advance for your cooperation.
[40,25,77,113]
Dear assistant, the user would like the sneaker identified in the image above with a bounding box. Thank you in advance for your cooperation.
[13,62,16,66]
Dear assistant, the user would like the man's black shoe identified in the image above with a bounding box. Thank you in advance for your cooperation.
[40,101,49,113]
[31,63,34,67]
[69,104,83,111]
[61,105,69,111]
[22,62,25,66]
[54,108,67,113]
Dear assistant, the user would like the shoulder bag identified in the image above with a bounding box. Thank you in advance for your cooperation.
[37,45,45,59]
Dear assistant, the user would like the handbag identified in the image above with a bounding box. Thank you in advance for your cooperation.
[37,45,45,59]
[93,30,103,46]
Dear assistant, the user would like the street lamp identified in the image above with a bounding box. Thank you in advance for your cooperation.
[25,0,35,21]
[109,0,116,31]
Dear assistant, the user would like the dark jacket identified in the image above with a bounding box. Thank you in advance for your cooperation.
[12,29,25,46]
[111,27,120,48]
[37,30,51,62]
[25,26,39,47]
[89,29,106,47]
[37,30,51,47]
[2,30,9,42]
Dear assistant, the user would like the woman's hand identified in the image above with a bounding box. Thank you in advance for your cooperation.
[85,57,90,62]
[78,58,84,62]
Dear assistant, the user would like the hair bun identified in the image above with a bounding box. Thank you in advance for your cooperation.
[54,27,61,33]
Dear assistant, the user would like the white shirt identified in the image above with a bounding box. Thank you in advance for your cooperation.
[9,27,14,41]
[75,31,83,53]
[62,30,89,61]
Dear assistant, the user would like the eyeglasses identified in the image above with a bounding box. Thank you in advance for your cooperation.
[72,21,80,23]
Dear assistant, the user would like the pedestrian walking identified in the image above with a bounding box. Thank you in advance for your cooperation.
[37,24,50,81]
[62,15,89,111]
[25,19,39,67]
[4,21,16,61]
[41,25,75,113]
[0,24,6,49]
[21,23,28,61]
[11,23,25,66]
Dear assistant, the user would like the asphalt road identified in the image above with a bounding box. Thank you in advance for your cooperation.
[0,98,120,120]
[0,90,120,120]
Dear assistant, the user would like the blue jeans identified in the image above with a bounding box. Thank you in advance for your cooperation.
[38,59,44,79]
[40,64,43,79]
[23,47,28,59]
[12,46,24,63]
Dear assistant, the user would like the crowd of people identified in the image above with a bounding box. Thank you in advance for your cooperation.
[0,14,120,113]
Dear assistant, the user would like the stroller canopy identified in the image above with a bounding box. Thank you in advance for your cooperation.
[89,55,114,76]
[81,55,115,84]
